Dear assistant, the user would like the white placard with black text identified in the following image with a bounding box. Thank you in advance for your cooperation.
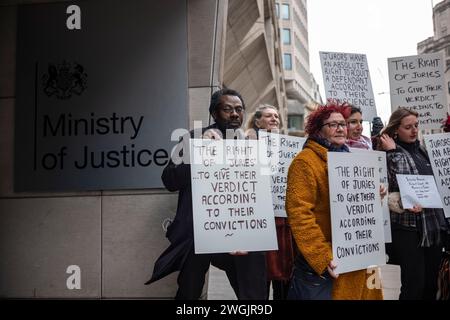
[350,148,391,243]
[328,152,386,274]
[189,138,277,253]
[320,51,377,120]
[259,131,306,217]
[388,52,448,130]
[397,174,444,209]
[424,133,450,217]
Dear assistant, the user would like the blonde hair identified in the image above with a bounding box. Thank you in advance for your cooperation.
[381,107,419,138]
[245,104,279,131]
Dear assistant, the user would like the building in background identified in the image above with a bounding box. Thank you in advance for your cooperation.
[275,0,322,136]
[417,0,450,111]
[223,0,288,132]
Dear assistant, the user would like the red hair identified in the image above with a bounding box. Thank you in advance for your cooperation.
[305,100,352,136]
[443,113,450,133]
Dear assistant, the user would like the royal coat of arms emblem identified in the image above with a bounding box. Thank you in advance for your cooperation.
[42,61,87,99]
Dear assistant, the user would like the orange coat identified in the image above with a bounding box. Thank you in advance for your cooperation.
[286,139,383,300]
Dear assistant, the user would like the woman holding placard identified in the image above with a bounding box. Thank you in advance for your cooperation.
[379,107,448,300]
[285,101,383,300]
[246,105,294,300]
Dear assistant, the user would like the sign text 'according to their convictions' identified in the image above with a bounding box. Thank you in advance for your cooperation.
[328,152,386,274]
[190,139,277,254]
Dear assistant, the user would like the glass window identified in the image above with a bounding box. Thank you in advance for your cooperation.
[281,4,290,20]
[282,28,291,44]
[283,53,292,70]
[288,115,304,130]
[275,3,279,18]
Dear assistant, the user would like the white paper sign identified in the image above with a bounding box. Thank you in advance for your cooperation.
[189,138,277,253]
[388,52,448,130]
[320,51,377,120]
[397,174,444,209]
[349,148,392,243]
[424,133,450,217]
[328,152,386,274]
[259,131,306,217]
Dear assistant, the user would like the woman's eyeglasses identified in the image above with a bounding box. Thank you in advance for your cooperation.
[322,122,347,129]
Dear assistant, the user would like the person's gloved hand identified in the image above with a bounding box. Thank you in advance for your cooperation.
[371,116,384,137]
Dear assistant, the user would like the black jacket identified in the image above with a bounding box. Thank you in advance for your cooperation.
[146,124,222,284]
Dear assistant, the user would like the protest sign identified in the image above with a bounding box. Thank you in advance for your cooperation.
[320,51,377,120]
[190,139,277,253]
[328,152,386,274]
[424,133,450,217]
[388,52,448,130]
[259,131,306,217]
[350,148,391,243]
[397,174,444,209]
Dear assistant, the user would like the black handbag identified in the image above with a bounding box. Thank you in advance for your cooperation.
[287,253,333,300]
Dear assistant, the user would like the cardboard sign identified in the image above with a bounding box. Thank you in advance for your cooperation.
[320,51,377,120]
[388,52,448,130]
[259,132,306,217]
[189,139,277,253]
[349,148,392,243]
[424,133,450,217]
[328,152,386,274]
[397,174,444,209]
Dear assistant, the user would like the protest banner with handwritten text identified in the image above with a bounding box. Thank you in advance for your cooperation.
[424,133,450,217]
[190,139,277,253]
[388,52,448,130]
[350,148,391,243]
[328,152,386,274]
[320,51,377,120]
[397,174,444,209]
[259,132,306,217]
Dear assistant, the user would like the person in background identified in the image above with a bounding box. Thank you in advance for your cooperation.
[370,116,385,150]
[246,104,294,300]
[146,88,267,300]
[378,107,448,300]
[285,101,383,300]
[345,105,372,150]
[345,107,387,195]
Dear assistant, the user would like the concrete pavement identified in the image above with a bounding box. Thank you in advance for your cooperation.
[207,264,401,300]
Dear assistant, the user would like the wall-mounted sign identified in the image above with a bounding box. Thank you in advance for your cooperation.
[15,0,188,191]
